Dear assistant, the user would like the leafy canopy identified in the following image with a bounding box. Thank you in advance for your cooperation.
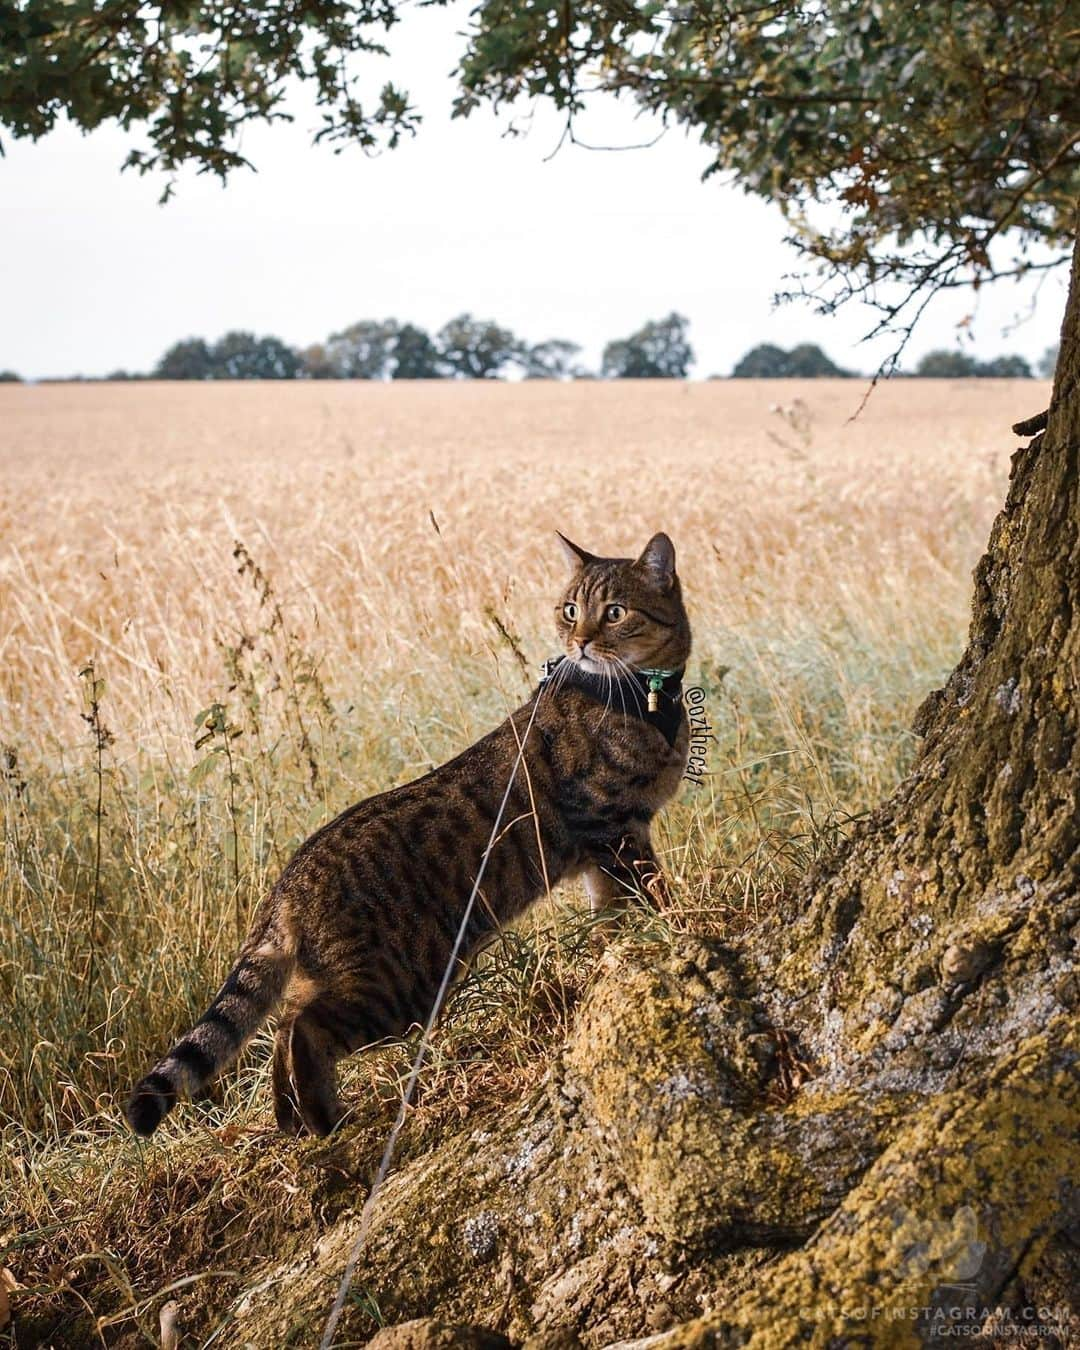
[391,323,445,380]
[602,313,694,378]
[155,331,301,379]
[0,0,416,189]
[436,314,521,379]
[914,349,1033,378]
[522,339,584,380]
[455,1,1078,356]
[5,1,1076,348]
[732,342,851,378]
[323,319,401,379]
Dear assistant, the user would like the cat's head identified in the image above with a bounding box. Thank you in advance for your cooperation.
[554,532,691,676]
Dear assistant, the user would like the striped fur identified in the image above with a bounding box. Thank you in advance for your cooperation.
[125,532,691,1137]
[126,935,293,1135]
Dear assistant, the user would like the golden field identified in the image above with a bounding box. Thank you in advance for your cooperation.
[1,376,1034,755]
[0,376,1047,1341]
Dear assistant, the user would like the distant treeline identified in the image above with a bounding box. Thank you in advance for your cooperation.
[1,323,1055,384]
[904,349,1050,379]
[728,343,1053,379]
[152,314,692,382]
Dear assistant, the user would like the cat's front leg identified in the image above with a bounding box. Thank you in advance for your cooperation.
[582,862,619,919]
[583,832,669,922]
[582,859,632,949]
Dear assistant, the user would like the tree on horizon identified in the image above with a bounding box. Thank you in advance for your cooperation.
[390,323,446,379]
[436,314,520,379]
[732,342,852,378]
[602,313,693,379]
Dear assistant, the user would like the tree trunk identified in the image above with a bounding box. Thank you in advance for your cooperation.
[653,224,1080,1346]
[763,228,1080,1079]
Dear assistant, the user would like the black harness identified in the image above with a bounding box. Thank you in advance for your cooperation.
[538,656,685,749]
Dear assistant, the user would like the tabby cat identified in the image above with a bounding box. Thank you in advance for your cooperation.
[127,532,691,1137]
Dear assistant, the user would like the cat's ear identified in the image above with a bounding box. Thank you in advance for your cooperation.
[634,532,676,591]
[556,531,597,572]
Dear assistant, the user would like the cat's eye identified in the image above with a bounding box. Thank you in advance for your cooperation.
[604,604,627,623]
[562,602,579,622]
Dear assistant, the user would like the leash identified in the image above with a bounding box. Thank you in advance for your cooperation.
[319,685,545,1349]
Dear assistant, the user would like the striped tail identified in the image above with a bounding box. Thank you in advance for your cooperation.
[125,940,293,1137]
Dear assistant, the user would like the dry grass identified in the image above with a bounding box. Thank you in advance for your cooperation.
[0,376,1042,1342]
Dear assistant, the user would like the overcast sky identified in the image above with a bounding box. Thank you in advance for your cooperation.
[0,2,1068,381]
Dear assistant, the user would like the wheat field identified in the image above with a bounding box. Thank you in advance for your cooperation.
[0,376,1044,1340]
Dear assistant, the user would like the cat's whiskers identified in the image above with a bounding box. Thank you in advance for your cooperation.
[602,656,629,724]
[551,656,574,698]
[611,655,645,721]
[610,662,627,723]
[600,661,614,725]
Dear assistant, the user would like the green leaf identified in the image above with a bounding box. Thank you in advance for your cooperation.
[188,749,223,786]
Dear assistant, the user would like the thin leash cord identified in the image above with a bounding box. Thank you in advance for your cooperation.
[319,690,545,1350]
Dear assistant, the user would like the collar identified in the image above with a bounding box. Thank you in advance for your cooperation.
[538,656,685,749]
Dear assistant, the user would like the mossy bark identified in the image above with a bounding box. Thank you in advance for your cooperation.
[658,1014,1080,1348]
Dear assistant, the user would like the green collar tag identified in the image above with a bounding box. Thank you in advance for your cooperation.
[640,667,680,712]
